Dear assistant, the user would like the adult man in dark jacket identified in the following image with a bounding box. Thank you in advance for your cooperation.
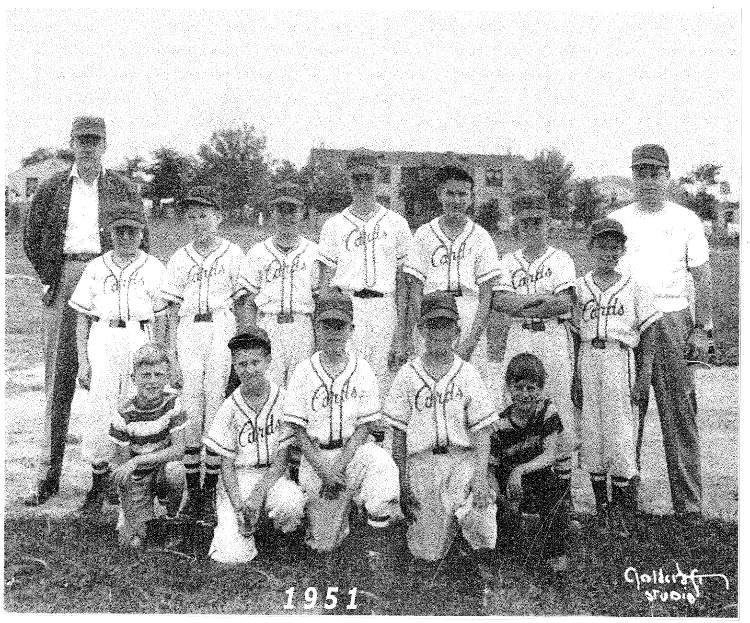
[22,116,150,507]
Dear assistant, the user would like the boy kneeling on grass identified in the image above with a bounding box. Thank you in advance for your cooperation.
[489,352,570,572]
[110,343,188,549]
[204,328,305,564]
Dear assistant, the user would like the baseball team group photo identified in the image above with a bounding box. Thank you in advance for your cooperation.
[4,10,739,619]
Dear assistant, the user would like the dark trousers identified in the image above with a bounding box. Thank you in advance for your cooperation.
[495,467,569,558]
[38,261,87,482]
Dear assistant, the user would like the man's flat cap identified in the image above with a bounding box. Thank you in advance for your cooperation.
[104,200,146,228]
[184,186,218,209]
[345,148,379,170]
[71,116,106,138]
[631,144,669,168]
[228,327,272,353]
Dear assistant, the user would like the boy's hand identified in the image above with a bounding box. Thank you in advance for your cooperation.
[112,460,137,488]
[469,473,493,509]
[77,360,92,391]
[506,468,524,500]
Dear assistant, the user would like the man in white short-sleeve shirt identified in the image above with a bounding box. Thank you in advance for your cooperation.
[609,144,713,517]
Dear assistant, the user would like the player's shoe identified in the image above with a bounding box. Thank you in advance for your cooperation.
[22,477,60,507]
[609,507,631,538]
[78,487,105,515]
[177,487,201,521]
[198,487,218,527]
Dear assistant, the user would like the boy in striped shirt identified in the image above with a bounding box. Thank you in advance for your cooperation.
[110,343,188,549]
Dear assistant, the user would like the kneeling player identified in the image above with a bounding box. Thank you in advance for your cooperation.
[385,292,498,565]
[281,292,401,554]
[203,329,305,564]
[489,353,570,572]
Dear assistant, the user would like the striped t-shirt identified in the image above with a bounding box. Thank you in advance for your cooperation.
[110,391,188,477]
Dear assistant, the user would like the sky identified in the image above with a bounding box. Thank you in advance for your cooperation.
[5,9,741,194]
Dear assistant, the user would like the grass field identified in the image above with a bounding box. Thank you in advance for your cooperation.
[3,218,740,615]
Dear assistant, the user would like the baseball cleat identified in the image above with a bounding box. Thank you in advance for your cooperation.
[78,487,105,515]
[22,478,60,507]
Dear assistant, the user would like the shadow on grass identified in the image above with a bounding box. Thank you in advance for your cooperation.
[4,513,737,616]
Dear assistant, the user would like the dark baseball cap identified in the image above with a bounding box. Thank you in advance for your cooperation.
[421,291,459,321]
[184,186,218,209]
[511,191,549,218]
[589,217,627,242]
[71,116,106,139]
[345,148,379,171]
[105,201,147,228]
[270,181,303,208]
[314,292,354,323]
[228,327,272,354]
[631,144,669,169]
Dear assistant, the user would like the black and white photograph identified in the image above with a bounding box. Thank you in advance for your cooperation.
[4,7,740,617]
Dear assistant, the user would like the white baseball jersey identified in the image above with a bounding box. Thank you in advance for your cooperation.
[245,237,320,315]
[384,356,498,456]
[204,384,293,468]
[493,246,576,312]
[317,204,412,294]
[575,271,662,348]
[69,251,168,320]
[160,239,247,316]
[281,352,381,445]
[403,217,501,295]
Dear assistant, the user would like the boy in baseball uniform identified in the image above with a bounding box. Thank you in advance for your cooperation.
[281,292,401,554]
[110,343,188,548]
[490,191,577,509]
[317,148,413,393]
[573,218,661,536]
[244,182,319,387]
[203,329,305,564]
[404,165,501,377]
[489,353,570,572]
[384,292,498,565]
[160,186,248,525]
[69,201,168,514]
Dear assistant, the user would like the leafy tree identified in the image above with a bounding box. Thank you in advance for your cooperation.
[676,162,724,221]
[398,166,442,229]
[195,124,272,221]
[271,159,301,187]
[21,148,55,167]
[571,177,605,226]
[530,150,574,220]
[146,147,197,214]
[55,148,75,163]
[300,158,352,215]
[121,155,146,180]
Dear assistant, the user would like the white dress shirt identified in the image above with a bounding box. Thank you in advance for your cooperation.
[63,163,103,254]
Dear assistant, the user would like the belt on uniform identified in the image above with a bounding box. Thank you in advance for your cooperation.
[591,338,627,350]
[66,253,98,262]
[319,440,344,450]
[99,318,149,330]
[193,312,213,322]
[353,289,384,299]
[520,318,566,332]
[440,288,463,298]
[260,311,310,324]
[432,446,449,455]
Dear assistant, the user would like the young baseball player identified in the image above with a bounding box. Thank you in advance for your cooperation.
[244,182,319,387]
[160,186,248,525]
[69,200,168,514]
[404,165,502,378]
[384,291,498,565]
[281,292,401,554]
[317,148,413,393]
[203,328,305,564]
[490,191,577,510]
[489,353,570,572]
[110,343,188,548]
[573,218,661,536]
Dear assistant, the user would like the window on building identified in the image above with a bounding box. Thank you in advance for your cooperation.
[486,168,503,188]
[376,195,391,207]
[379,167,391,184]
[26,178,39,197]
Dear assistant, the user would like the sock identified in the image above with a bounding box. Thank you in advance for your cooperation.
[91,462,109,490]
[590,473,608,508]
[204,447,221,491]
[611,476,632,509]
[184,446,201,490]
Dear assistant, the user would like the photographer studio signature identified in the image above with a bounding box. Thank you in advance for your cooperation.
[624,562,729,605]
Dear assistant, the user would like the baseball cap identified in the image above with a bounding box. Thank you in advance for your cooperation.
[589,217,627,242]
[105,201,147,228]
[270,181,303,208]
[631,144,669,169]
[184,186,218,209]
[345,148,379,171]
[71,116,106,139]
[511,191,549,218]
[314,292,354,323]
[228,327,272,354]
[420,291,459,322]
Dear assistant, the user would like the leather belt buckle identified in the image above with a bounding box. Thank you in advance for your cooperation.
[276,312,294,324]
[432,446,449,455]
[193,312,213,323]
[353,289,384,299]
[591,338,607,349]
[522,320,546,332]
[109,319,127,329]
[319,440,343,450]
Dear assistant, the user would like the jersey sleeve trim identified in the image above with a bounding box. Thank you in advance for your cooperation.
[202,435,237,459]
[383,413,408,432]
[152,301,170,316]
[317,251,338,268]
[357,410,381,425]
[280,413,308,428]
[476,267,502,285]
[402,264,426,282]
[468,411,499,433]
[159,290,184,303]
[108,425,130,446]
[68,300,96,316]
[553,282,576,294]
[491,283,514,293]
[638,310,662,333]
